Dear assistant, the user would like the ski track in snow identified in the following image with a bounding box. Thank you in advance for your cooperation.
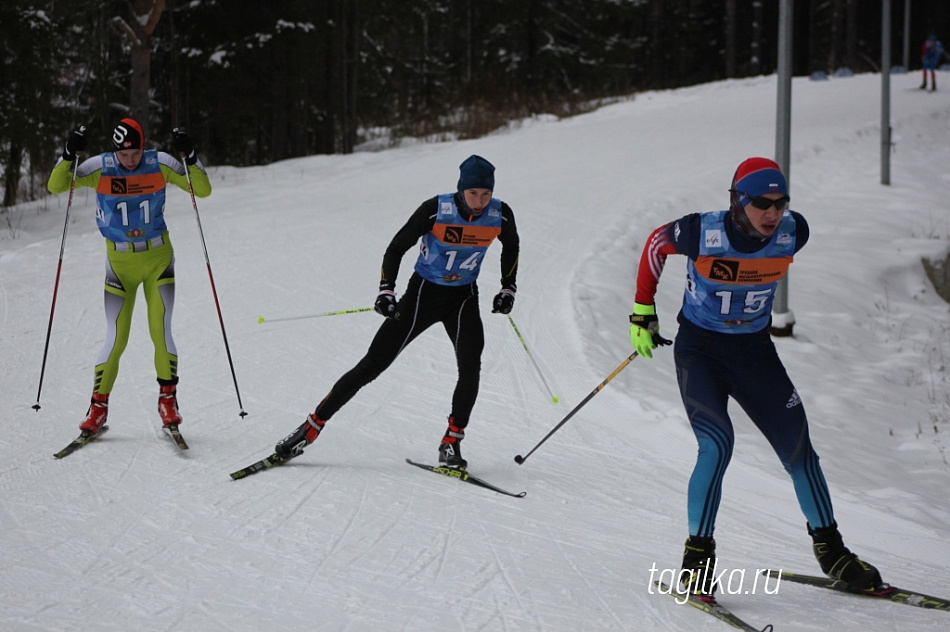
[2,74,950,631]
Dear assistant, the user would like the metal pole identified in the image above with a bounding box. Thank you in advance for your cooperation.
[33,155,81,410]
[513,353,638,465]
[258,307,373,324]
[506,315,559,404]
[181,156,248,418]
[771,0,795,337]
[882,0,892,186]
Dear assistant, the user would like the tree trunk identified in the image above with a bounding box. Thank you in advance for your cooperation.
[650,0,664,86]
[342,0,359,154]
[323,0,338,154]
[827,0,843,71]
[845,0,858,70]
[751,1,763,75]
[129,36,152,125]
[2,144,23,207]
[123,0,166,133]
[725,0,737,78]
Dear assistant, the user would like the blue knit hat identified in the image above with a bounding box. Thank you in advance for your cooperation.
[732,157,787,202]
[457,155,495,191]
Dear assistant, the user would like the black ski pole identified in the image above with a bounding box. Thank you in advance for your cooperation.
[181,147,248,418]
[514,352,638,465]
[33,148,82,411]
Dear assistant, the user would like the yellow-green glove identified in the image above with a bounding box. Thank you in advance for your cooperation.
[629,303,672,359]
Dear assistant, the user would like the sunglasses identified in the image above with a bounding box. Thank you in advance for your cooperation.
[735,190,790,211]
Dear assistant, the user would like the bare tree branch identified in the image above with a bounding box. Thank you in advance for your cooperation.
[110,16,141,47]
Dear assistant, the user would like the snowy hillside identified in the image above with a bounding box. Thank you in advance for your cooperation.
[1,72,949,631]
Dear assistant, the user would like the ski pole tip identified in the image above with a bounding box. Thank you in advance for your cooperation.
[552,396,559,404]
[514,454,525,465]
[32,403,41,411]
[257,316,265,324]
[239,410,248,418]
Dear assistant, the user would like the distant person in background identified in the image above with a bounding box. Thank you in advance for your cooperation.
[273,155,520,469]
[47,119,211,438]
[629,157,884,600]
[920,34,943,91]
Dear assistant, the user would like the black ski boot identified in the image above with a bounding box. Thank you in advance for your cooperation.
[809,522,883,590]
[275,413,325,459]
[680,535,718,599]
[438,416,467,469]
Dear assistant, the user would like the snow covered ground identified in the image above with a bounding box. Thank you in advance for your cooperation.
[1,72,949,631]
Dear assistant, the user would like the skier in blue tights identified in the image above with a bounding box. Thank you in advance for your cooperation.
[629,157,883,598]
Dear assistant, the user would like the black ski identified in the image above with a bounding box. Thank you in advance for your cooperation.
[230,452,291,480]
[654,582,773,631]
[53,425,110,459]
[405,458,526,498]
[763,569,950,611]
[162,424,189,450]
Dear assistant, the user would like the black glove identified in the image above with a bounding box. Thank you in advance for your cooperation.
[172,128,197,165]
[63,126,87,161]
[492,289,515,314]
[374,290,398,319]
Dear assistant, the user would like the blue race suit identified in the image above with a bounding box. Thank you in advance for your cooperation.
[638,209,835,537]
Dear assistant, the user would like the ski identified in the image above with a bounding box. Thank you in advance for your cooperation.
[53,425,110,459]
[763,569,950,611]
[162,424,189,450]
[654,582,773,632]
[229,453,291,480]
[405,458,526,498]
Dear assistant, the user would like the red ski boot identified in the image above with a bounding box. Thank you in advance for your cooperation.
[79,392,110,435]
[158,383,183,427]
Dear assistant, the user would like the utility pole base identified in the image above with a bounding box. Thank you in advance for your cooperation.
[769,310,795,337]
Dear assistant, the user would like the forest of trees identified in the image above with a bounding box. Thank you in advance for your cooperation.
[2,0,950,207]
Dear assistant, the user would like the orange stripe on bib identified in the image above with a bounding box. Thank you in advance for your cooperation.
[97,172,166,197]
[693,255,793,285]
[431,223,501,247]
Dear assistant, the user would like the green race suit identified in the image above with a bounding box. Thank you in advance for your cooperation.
[48,151,211,393]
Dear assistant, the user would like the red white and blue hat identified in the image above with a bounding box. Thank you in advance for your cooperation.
[731,157,787,200]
